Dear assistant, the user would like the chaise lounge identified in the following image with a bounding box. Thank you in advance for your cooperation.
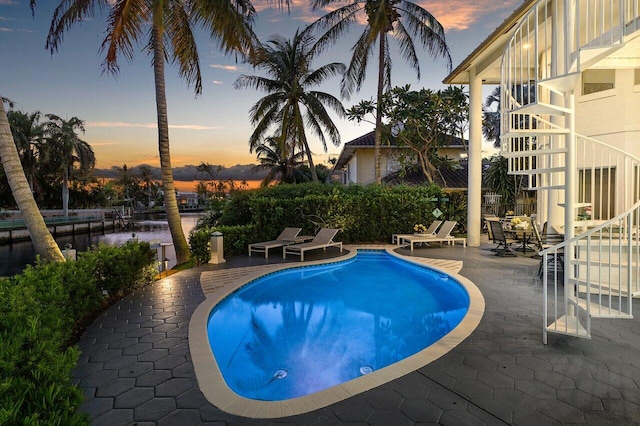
[392,220,442,245]
[248,227,302,258]
[400,220,467,251]
[283,228,342,261]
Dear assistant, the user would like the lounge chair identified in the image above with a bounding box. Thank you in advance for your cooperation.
[248,227,302,258]
[283,228,342,261]
[392,220,442,245]
[400,220,467,250]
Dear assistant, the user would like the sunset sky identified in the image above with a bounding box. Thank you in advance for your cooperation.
[1,0,519,171]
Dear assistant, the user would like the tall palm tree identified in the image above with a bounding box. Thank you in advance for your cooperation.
[7,109,45,198]
[46,0,259,264]
[44,114,96,218]
[115,164,139,210]
[0,101,65,261]
[0,0,65,262]
[309,0,452,183]
[252,136,308,185]
[137,164,156,209]
[234,29,346,182]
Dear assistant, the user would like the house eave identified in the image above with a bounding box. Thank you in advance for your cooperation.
[443,0,537,85]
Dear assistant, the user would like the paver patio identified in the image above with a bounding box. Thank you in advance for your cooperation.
[73,240,640,425]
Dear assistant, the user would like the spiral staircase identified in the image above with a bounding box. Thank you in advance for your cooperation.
[499,0,640,343]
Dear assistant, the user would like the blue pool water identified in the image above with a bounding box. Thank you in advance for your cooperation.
[206,251,470,401]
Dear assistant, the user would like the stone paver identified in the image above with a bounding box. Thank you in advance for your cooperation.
[72,242,640,425]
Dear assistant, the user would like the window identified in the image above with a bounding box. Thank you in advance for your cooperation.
[582,69,615,95]
[578,168,615,220]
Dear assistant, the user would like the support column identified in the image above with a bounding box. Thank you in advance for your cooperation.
[467,67,483,247]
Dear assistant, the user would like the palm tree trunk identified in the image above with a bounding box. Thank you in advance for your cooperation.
[0,100,64,262]
[374,33,385,184]
[152,22,190,265]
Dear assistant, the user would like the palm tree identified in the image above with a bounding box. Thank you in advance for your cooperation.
[7,109,45,198]
[234,29,346,182]
[0,100,65,262]
[115,164,139,210]
[309,0,452,183]
[137,164,158,209]
[0,0,65,262]
[252,136,309,185]
[44,114,96,218]
[46,0,260,264]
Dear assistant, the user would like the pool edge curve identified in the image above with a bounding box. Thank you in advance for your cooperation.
[188,246,485,419]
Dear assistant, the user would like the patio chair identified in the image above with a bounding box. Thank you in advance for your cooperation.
[485,216,502,251]
[392,220,442,245]
[248,227,302,258]
[283,228,342,261]
[532,221,564,276]
[400,220,466,250]
[488,220,518,257]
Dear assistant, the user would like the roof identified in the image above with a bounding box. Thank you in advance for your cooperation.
[443,0,536,85]
[333,131,468,171]
[382,161,474,190]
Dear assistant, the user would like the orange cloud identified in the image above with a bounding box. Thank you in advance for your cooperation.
[405,1,519,32]
[276,0,519,33]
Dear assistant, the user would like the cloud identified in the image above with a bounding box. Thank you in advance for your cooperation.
[210,64,241,72]
[413,0,520,32]
[212,80,223,85]
[291,0,520,32]
[87,121,221,130]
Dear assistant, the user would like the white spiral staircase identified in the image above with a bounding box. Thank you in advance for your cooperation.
[499,0,640,343]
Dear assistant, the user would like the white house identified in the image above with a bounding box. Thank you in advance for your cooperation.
[446,0,640,342]
[332,130,469,187]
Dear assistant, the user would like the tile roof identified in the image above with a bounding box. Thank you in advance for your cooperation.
[382,162,472,190]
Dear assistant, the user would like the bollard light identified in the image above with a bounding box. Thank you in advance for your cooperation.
[164,258,169,277]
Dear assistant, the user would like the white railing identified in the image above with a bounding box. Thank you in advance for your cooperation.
[499,0,640,342]
[501,0,639,121]
[541,200,640,343]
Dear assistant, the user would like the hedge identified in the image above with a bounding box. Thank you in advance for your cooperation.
[0,241,157,425]
[191,183,468,259]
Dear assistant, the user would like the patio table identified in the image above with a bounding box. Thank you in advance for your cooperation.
[506,229,536,255]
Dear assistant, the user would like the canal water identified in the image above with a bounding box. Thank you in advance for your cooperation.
[0,213,203,277]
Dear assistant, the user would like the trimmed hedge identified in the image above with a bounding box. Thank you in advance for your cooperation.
[189,225,258,264]
[0,242,156,425]
[192,183,467,258]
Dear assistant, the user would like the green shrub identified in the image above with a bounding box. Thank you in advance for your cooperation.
[0,241,156,425]
[203,183,455,245]
[189,225,258,264]
[78,241,157,297]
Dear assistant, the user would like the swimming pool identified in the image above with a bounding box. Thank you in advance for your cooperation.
[190,247,484,418]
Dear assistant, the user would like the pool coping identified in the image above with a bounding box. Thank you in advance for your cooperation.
[188,246,485,419]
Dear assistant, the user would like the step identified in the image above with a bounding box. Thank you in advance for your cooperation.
[538,72,581,94]
[512,102,572,116]
[510,167,566,175]
[571,278,630,298]
[570,45,623,72]
[568,258,633,268]
[546,315,590,338]
[502,128,570,138]
[501,147,567,158]
[567,295,633,319]
[530,184,566,190]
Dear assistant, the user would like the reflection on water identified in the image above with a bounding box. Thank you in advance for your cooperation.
[0,213,202,277]
[207,251,469,401]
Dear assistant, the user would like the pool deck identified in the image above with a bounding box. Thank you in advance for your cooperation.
[73,240,640,425]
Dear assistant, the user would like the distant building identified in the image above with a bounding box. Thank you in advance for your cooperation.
[331,130,469,190]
